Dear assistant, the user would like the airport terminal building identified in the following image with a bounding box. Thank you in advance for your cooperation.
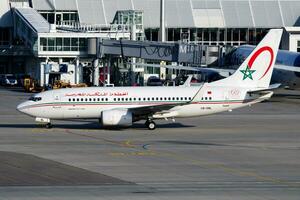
[1,0,300,86]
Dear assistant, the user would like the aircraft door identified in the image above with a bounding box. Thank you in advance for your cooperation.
[222,91,230,108]
[52,92,64,118]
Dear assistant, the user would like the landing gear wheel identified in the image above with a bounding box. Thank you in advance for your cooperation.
[147,121,156,130]
[45,123,52,129]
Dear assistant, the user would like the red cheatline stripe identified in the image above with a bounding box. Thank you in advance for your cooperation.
[20,102,177,109]
[20,100,251,110]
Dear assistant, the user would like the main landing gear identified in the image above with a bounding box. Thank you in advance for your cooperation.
[145,120,156,130]
[45,123,52,129]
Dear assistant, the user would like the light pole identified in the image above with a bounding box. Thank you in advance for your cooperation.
[160,0,166,42]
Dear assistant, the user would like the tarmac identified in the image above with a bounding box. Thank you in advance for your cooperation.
[0,86,299,199]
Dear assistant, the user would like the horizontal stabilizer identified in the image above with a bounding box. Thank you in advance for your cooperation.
[247,83,281,94]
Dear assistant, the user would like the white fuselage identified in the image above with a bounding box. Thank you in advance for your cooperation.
[17,85,263,121]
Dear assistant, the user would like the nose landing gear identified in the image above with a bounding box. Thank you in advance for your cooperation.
[35,118,52,129]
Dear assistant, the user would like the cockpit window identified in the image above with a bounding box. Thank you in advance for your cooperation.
[29,96,42,102]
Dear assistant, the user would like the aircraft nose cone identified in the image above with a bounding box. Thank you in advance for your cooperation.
[17,102,27,113]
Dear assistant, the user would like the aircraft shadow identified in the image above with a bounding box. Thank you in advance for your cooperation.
[273,94,300,99]
[0,122,194,130]
[0,124,38,129]
[0,86,30,93]
[131,123,194,129]
[148,140,226,147]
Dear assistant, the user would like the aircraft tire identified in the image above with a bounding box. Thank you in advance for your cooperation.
[45,123,52,129]
[147,121,156,130]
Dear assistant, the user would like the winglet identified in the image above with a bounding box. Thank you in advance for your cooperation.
[182,75,193,87]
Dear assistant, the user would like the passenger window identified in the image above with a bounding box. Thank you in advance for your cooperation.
[121,98,124,101]
[133,98,136,101]
[114,98,116,101]
[93,98,96,101]
[81,98,84,101]
[68,98,71,102]
[185,97,187,100]
[97,98,100,101]
[77,98,79,101]
[189,97,192,100]
[209,97,212,100]
[176,97,179,100]
[73,98,75,101]
[148,98,150,101]
[152,97,154,100]
[129,98,132,101]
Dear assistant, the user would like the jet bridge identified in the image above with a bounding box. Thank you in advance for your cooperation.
[98,39,204,65]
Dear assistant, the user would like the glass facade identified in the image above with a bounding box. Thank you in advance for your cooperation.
[40,11,79,25]
[112,10,144,41]
[15,16,38,52]
[145,29,159,41]
[113,11,143,27]
[144,28,269,46]
[39,37,87,52]
[0,28,10,46]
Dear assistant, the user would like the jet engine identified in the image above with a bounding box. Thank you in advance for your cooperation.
[101,109,133,126]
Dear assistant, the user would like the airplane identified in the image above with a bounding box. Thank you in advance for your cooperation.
[17,29,282,130]
[226,45,300,89]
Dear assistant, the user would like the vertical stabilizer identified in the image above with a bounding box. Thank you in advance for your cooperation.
[210,29,283,89]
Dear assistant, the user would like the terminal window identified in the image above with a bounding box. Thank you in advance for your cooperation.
[39,37,87,52]
[0,28,10,46]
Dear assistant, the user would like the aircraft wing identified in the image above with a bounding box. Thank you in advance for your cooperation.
[130,62,235,78]
[129,62,204,72]
[129,102,187,117]
[274,64,300,72]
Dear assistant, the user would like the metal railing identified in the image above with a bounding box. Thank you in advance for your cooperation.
[55,21,132,34]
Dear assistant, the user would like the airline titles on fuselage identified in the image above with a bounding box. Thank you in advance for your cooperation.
[65,91,129,97]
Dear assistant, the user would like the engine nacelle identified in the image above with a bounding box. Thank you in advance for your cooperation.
[101,109,133,126]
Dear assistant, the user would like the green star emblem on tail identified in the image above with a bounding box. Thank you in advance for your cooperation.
[240,66,256,80]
